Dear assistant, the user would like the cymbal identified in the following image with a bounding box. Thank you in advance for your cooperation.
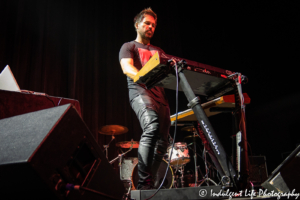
[184,135,200,140]
[181,126,196,132]
[98,125,128,135]
[116,141,139,148]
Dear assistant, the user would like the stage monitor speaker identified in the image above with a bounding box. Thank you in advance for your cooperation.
[261,145,300,193]
[248,156,268,186]
[0,104,125,200]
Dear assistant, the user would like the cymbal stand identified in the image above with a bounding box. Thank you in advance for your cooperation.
[109,142,134,164]
[192,130,198,187]
[180,165,185,187]
[103,135,115,159]
[110,141,134,200]
[172,167,178,188]
[123,182,132,200]
[186,125,202,187]
[198,147,218,186]
[172,164,186,188]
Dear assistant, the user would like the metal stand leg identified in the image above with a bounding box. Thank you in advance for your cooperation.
[119,155,123,180]
[193,131,198,187]
[172,176,177,188]
[124,182,132,200]
[198,178,218,186]
[103,135,115,159]
[180,165,185,188]
[198,147,218,187]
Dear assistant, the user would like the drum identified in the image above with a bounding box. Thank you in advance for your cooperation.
[120,157,138,181]
[167,142,190,166]
[131,159,174,190]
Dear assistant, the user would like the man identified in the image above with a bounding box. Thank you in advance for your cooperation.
[119,8,170,190]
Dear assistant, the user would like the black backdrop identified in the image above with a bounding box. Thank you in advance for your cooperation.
[1,0,299,174]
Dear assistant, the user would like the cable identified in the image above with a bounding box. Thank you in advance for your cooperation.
[145,59,179,200]
[45,95,56,106]
[58,97,63,106]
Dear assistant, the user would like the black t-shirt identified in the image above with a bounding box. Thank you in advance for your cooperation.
[119,41,168,105]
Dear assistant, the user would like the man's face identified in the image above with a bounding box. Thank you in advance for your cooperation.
[136,14,156,40]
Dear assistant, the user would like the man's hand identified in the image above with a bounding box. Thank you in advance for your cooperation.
[120,58,139,80]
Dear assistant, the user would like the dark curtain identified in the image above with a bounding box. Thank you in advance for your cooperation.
[0,0,143,161]
[1,0,299,172]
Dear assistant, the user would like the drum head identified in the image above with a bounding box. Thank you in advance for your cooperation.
[131,159,173,190]
[174,142,187,147]
[167,142,190,166]
[120,157,138,181]
[170,157,190,166]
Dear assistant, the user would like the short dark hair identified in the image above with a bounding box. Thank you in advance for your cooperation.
[134,7,157,29]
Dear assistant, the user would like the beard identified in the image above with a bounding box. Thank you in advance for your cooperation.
[140,30,153,40]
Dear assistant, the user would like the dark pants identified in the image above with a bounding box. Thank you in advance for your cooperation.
[130,95,170,188]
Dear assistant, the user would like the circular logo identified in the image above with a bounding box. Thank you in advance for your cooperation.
[199,189,207,197]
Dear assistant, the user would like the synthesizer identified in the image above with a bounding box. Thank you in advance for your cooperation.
[133,52,235,98]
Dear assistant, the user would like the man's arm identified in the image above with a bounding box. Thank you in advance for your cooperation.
[120,58,139,80]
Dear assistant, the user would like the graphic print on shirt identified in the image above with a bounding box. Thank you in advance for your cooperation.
[138,48,158,66]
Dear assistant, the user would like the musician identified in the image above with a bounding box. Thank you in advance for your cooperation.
[119,8,170,190]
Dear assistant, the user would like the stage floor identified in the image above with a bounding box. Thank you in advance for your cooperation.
[130,186,299,200]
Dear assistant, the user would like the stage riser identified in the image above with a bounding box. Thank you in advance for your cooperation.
[131,186,223,200]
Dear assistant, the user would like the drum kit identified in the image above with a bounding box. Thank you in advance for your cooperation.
[99,124,214,195]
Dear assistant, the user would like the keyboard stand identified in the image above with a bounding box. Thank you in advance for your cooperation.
[175,61,237,187]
